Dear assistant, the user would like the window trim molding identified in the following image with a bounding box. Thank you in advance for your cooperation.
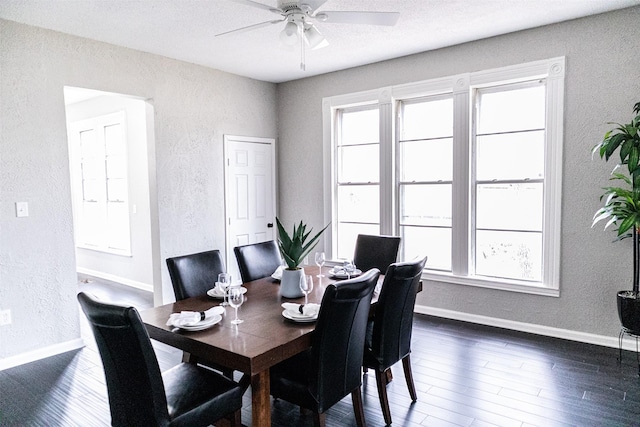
[323,57,564,295]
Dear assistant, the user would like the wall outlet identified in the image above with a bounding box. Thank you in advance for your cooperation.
[0,309,12,326]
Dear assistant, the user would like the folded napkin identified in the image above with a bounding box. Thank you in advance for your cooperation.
[167,306,225,327]
[272,265,284,280]
[281,302,320,318]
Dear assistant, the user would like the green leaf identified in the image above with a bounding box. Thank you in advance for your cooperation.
[275,217,329,268]
[605,133,624,160]
[629,146,639,175]
[620,139,633,162]
[618,214,637,236]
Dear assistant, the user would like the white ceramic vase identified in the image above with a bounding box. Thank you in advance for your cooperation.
[280,268,305,298]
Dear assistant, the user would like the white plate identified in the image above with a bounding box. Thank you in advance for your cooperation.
[176,314,222,331]
[282,310,317,323]
[207,286,247,299]
[329,269,362,279]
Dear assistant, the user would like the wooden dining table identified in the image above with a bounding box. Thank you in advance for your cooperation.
[140,265,378,427]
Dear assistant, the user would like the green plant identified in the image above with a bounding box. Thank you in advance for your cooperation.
[276,217,329,269]
[593,102,640,294]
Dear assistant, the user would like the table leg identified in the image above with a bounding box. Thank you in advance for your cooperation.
[251,370,271,427]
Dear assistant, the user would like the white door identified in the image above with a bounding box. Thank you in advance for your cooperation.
[224,135,276,281]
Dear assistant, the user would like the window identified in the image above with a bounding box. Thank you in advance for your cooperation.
[398,96,454,272]
[473,82,545,282]
[334,106,380,259]
[69,111,132,255]
[324,58,564,295]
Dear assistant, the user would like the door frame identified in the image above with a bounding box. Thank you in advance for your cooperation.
[223,134,277,277]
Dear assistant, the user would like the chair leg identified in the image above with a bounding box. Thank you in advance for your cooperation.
[402,354,418,402]
[351,387,367,427]
[313,411,326,427]
[375,370,392,426]
[228,409,242,427]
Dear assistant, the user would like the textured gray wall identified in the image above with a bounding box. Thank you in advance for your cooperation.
[0,19,276,360]
[276,7,640,338]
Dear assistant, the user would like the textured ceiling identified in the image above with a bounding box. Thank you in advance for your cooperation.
[1,0,638,83]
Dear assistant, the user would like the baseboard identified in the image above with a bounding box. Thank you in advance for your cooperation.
[0,338,85,371]
[415,304,639,352]
[77,267,153,293]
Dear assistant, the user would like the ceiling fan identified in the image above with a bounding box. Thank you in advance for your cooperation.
[217,0,400,70]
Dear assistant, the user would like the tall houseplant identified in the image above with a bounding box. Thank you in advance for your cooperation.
[593,101,640,333]
[275,217,329,298]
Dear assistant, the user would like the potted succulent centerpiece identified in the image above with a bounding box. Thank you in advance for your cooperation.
[593,102,640,334]
[276,217,329,298]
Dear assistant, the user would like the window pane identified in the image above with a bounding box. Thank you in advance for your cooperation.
[400,138,452,182]
[400,184,452,227]
[336,222,380,261]
[107,202,130,250]
[341,108,378,145]
[476,131,544,181]
[106,155,126,178]
[476,84,545,134]
[82,179,102,201]
[338,144,379,183]
[81,158,103,180]
[475,230,542,281]
[476,183,542,231]
[402,97,453,140]
[104,123,124,156]
[79,129,99,157]
[401,225,451,272]
[107,178,127,202]
[337,185,379,224]
[81,202,103,246]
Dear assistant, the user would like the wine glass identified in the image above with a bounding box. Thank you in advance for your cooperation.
[228,285,244,324]
[343,259,355,279]
[315,252,326,277]
[217,273,231,307]
[299,274,313,305]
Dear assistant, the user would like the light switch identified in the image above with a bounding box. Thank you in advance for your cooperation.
[16,202,29,218]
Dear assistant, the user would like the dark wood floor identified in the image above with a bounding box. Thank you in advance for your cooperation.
[1,276,640,426]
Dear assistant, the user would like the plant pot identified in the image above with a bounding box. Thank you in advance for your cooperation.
[280,268,305,298]
[617,290,640,334]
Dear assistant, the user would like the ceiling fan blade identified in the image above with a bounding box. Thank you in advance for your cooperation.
[318,11,400,26]
[215,19,284,37]
[229,0,282,14]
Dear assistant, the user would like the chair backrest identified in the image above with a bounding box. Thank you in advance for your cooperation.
[370,256,427,370]
[77,292,169,426]
[233,240,282,283]
[309,268,380,413]
[166,250,225,301]
[352,234,401,273]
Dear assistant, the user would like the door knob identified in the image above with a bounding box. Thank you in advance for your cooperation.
[267,223,273,228]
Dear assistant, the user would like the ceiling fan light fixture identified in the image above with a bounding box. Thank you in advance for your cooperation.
[279,21,299,46]
[304,24,328,50]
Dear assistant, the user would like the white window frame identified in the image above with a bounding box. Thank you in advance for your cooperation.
[68,111,132,256]
[323,57,564,296]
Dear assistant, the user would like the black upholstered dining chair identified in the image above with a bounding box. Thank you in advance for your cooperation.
[233,240,282,283]
[352,234,401,273]
[269,268,381,427]
[166,249,226,301]
[77,292,247,427]
[362,256,427,426]
[165,249,233,376]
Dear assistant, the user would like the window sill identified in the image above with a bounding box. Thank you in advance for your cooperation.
[422,271,560,297]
